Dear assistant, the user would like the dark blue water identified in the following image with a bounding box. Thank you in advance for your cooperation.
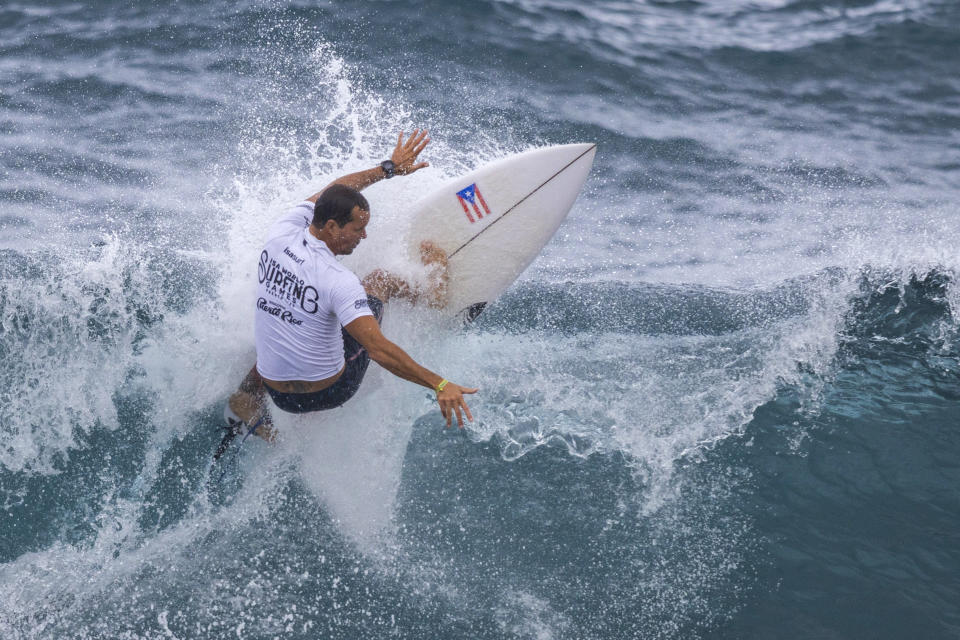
[2,1,959,638]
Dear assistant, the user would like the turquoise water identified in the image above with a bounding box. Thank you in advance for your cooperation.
[1,1,959,638]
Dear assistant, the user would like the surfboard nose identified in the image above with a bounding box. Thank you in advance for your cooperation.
[406,143,598,316]
[555,142,597,156]
[557,142,597,168]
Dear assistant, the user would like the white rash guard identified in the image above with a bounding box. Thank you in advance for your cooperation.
[254,201,373,381]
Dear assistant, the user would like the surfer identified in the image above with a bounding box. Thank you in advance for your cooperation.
[219,130,477,455]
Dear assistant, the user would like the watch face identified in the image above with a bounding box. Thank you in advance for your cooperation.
[381,160,396,176]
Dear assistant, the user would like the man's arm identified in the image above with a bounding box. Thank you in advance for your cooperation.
[343,315,477,428]
[307,129,431,202]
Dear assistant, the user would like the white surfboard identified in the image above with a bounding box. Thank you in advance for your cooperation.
[406,143,596,320]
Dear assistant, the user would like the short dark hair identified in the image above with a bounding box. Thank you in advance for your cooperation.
[313,184,369,227]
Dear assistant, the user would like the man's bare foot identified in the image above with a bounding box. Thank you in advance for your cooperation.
[419,241,449,308]
[419,240,448,267]
[360,241,448,308]
[251,418,277,443]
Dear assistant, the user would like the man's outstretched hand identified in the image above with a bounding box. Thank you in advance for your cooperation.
[392,129,430,175]
[437,382,478,429]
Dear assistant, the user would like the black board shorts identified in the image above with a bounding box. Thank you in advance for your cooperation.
[265,296,383,414]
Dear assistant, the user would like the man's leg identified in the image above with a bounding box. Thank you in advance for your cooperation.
[227,366,276,442]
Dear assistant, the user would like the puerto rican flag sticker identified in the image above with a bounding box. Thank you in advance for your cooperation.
[456,183,491,224]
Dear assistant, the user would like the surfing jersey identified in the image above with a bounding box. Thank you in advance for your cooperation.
[254,201,373,381]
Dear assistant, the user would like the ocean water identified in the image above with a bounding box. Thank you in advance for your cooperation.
[1,0,959,638]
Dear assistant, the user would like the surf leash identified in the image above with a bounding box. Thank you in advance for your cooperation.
[213,417,265,484]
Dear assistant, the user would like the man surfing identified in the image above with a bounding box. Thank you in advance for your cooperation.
[219,130,477,456]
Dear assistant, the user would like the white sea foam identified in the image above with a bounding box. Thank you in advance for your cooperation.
[0,238,155,474]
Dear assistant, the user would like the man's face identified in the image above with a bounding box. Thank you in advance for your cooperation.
[332,206,369,255]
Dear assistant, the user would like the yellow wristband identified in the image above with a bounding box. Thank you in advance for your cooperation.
[435,379,449,394]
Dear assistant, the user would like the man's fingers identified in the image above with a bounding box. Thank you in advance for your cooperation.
[441,401,454,428]
[436,384,478,429]
[409,129,427,147]
[404,139,429,164]
[391,128,431,175]
[403,129,421,149]
[404,132,428,158]
[441,404,451,428]
[399,162,429,176]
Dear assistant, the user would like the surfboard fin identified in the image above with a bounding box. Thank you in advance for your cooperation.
[459,302,487,325]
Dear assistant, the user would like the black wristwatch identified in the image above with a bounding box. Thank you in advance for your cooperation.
[380,160,396,179]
